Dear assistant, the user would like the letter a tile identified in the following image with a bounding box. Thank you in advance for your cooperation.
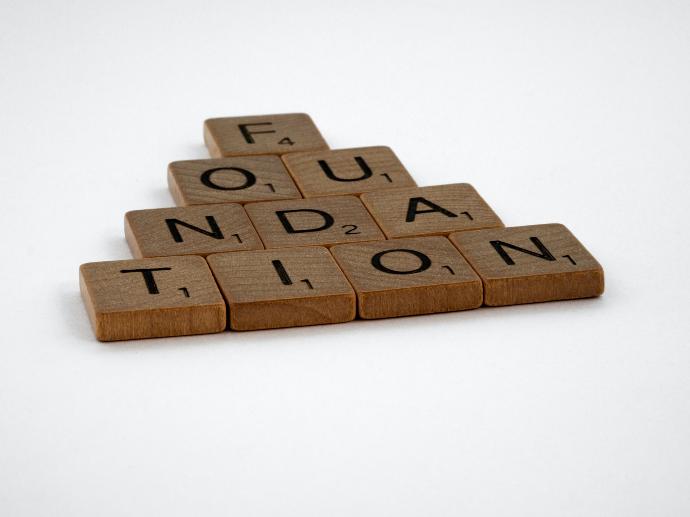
[207,247,356,330]
[331,236,483,319]
[244,195,385,249]
[204,113,329,157]
[168,156,302,206]
[360,183,503,238]
[449,224,604,306]
[125,204,263,258]
[282,146,417,197]
[79,256,226,341]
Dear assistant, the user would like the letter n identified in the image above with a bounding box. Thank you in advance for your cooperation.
[165,216,224,243]
[490,237,556,265]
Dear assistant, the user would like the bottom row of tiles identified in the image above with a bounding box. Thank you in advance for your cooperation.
[80,224,605,341]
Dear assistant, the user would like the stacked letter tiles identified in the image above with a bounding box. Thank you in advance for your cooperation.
[79,113,604,341]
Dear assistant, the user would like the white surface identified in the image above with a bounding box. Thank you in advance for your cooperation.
[1,1,689,515]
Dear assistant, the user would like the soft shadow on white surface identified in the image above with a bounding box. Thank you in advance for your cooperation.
[174,143,209,160]
[148,186,177,208]
[102,235,132,260]
[61,288,94,343]
[62,281,606,351]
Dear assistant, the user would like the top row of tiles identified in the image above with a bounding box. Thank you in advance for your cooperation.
[178,113,415,202]
[204,113,329,158]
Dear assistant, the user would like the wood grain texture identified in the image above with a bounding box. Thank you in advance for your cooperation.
[79,256,226,341]
[207,247,355,330]
[204,113,328,157]
[168,156,302,206]
[449,224,604,306]
[244,195,385,249]
[330,236,483,319]
[282,146,417,197]
[360,183,503,238]
[125,204,263,258]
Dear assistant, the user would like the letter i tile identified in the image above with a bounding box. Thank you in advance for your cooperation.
[207,247,356,330]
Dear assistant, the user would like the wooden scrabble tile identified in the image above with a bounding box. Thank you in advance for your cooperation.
[244,195,385,249]
[207,247,355,330]
[330,236,483,319]
[168,156,302,206]
[125,204,263,258]
[204,113,328,157]
[360,183,503,238]
[282,146,417,197]
[449,224,604,306]
[79,256,226,341]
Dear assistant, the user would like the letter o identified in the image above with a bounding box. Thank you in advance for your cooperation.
[200,167,257,191]
[370,248,432,275]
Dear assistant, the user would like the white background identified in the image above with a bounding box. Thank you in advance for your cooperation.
[1,1,689,515]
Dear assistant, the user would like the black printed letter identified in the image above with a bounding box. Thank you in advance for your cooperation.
[406,197,458,222]
[119,267,172,294]
[276,209,334,234]
[200,167,257,191]
[238,122,276,144]
[318,156,373,182]
[165,216,224,243]
[490,237,556,266]
[371,249,432,275]
[271,260,293,285]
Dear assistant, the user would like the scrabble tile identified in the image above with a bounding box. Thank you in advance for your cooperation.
[125,204,263,258]
[79,256,226,341]
[244,195,385,249]
[360,183,503,239]
[204,113,328,157]
[168,156,302,206]
[449,224,604,306]
[207,247,355,330]
[330,236,483,319]
[282,146,417,197]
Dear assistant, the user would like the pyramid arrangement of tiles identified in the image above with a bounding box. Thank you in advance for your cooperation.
[80,113,605,341]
